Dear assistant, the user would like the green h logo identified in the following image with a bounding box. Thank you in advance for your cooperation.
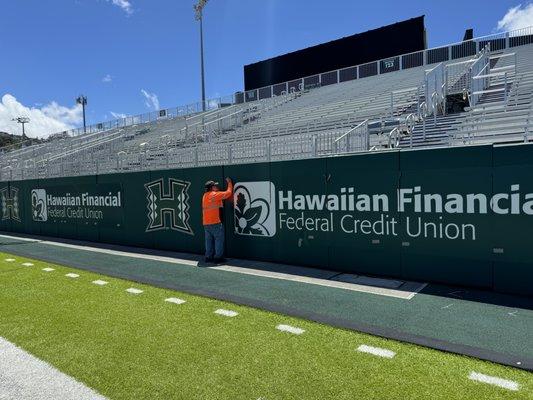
[0,187,20,222]
[145,178,193,234]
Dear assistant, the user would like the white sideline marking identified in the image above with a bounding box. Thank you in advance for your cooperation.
[0,233,427,299]
[0,337,107,400]
[214,309,238,317]
[22,262,34,266]
[4,258,15,262]
[276,324,305,335]
[65,273,79,278]
[357,344,396,359]
[469,372,519,391]
[0,234,198,266]
[92,280,108,286]
[42,267,55,272]
[126,288,143,294]
[165,297,186,305]
[211,264,426,300]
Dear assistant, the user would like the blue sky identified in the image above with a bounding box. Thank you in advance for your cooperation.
[0,0,531,137]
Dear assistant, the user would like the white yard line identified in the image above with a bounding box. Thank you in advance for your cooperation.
[357,344,396,359]
[126,288,143,295]
[469,372,519,391]
[42,268,55,272]
[0,337,107,400]
[65,273,79,278]
[214,309,238,317]
[4,258,15,262]
[276,324,305,335]
[92,280,108,286]
[165,297,186,305]
[22,262,34,267]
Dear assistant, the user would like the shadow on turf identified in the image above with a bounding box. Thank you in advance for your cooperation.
[419,284,533,311]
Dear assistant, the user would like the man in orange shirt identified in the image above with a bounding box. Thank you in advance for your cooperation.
[202,178,233,263]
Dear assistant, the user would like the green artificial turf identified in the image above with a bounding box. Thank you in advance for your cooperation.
[0,252,531,400]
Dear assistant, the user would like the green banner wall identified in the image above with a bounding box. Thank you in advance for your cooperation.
[1,143,532,296]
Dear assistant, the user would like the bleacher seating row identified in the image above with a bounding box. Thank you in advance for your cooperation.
[1,29,533,181]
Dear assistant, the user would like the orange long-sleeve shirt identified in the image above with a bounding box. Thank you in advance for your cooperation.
[202,181,233,225]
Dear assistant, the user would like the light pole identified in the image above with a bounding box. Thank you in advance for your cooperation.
[194,0,209,111]
[76,95,88,133]
[12,117,30,140]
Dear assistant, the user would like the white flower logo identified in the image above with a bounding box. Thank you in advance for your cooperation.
[233,182,276,237]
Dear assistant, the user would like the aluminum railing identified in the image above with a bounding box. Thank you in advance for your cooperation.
[240,26,533,106]
[469,46,490,107]
[333,120,370,153]
[424,63,445,116]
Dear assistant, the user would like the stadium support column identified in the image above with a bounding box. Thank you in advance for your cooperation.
[194,0,209,112]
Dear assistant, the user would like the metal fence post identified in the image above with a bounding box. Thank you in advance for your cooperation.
[347,131,351,152]
[365,122,370,150]
[266,140,271,162]
[311,135,317,158]
[228,144,233,164]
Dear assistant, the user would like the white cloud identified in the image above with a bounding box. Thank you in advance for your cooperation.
[110,111,127,119]
[0,94,82,138]
[107,0,133,15]
[141,89,160,110]
[102,74,113,83]
[497,3,533,31]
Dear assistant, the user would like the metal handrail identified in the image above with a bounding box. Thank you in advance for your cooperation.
[204,109,244,127]
[387,126,399,148]
[334,119,369,143]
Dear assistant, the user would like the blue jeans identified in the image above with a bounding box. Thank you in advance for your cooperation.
[204,223,224,259]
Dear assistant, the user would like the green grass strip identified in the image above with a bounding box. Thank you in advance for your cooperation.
[0,252,531,399]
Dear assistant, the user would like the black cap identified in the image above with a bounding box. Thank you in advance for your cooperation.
[205,180,219,189]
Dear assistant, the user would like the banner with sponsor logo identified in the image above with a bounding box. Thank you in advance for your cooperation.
[0,144,532,296]
[29,184,123,227]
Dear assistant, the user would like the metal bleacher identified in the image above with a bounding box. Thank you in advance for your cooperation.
[2,26,533,181]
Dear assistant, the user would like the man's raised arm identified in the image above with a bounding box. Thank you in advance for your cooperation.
[214,178,233,200]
